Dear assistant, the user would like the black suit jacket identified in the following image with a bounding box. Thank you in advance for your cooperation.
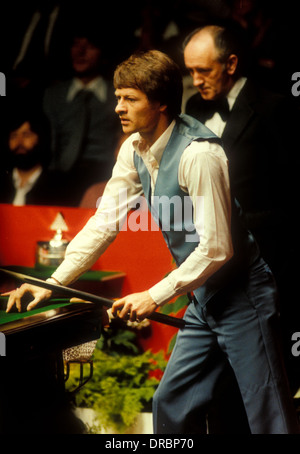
[186,79,299,276]
[0,169,79,207]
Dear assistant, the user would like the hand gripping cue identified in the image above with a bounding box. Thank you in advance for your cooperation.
[0,268,186,329]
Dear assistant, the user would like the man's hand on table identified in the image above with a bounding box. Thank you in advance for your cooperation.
[2,284,52,312]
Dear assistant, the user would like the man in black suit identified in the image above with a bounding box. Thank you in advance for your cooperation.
[183,22,300,393]
[0,109,71,207]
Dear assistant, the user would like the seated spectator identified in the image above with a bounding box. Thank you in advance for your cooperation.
[43,23,122,200]
[0,109,72,206]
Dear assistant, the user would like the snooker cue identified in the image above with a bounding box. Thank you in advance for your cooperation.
[0,268,186,329]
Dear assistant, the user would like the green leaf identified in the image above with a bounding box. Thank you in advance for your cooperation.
[66,345,167,433]
[158,294,189,315]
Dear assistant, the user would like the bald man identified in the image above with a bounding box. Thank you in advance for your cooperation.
[184,23,300,394]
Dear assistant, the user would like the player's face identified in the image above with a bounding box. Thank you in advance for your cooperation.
[115,87,162,138]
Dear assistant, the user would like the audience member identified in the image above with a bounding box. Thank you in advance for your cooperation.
[2,2,84,77]
[1,2,76,105]
[183,22,300,392]
[42,23,122,200]
[0,109,71,206]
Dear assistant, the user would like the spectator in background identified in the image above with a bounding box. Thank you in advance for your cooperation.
[1,1,75,108]
[183,21,300,393]
[42,23,122,202]
[0,109,70,206]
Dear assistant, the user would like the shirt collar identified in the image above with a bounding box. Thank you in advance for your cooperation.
[227,77,247,110]
[133,120,176,165]
[67,76,107,102]
[12,166,43,189]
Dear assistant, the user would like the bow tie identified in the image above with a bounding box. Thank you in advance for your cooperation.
[206,97,230,122]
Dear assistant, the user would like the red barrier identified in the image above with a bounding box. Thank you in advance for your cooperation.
[0,203,180,353]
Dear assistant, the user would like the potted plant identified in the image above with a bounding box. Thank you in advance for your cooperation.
[65,318,167,434]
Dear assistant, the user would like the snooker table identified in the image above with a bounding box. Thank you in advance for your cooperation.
[0,267,125,434]
[0,297,102,434]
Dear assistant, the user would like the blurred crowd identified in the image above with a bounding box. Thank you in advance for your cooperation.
[0,0,299,207]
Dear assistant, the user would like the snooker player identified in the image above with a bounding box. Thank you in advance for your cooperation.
[4,50,299,434]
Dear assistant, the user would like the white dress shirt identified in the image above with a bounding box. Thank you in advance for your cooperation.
[67,76,108,103]
[52,121,233,306]
[205,77,247,137]
[12,166,43,206]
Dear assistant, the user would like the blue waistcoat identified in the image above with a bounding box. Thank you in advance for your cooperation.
[134,114,259,306]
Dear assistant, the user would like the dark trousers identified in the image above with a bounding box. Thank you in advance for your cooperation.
[153,258,299,434]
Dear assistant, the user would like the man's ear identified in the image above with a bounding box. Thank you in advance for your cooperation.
[226,54,238,76]
[159,104,168,113]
